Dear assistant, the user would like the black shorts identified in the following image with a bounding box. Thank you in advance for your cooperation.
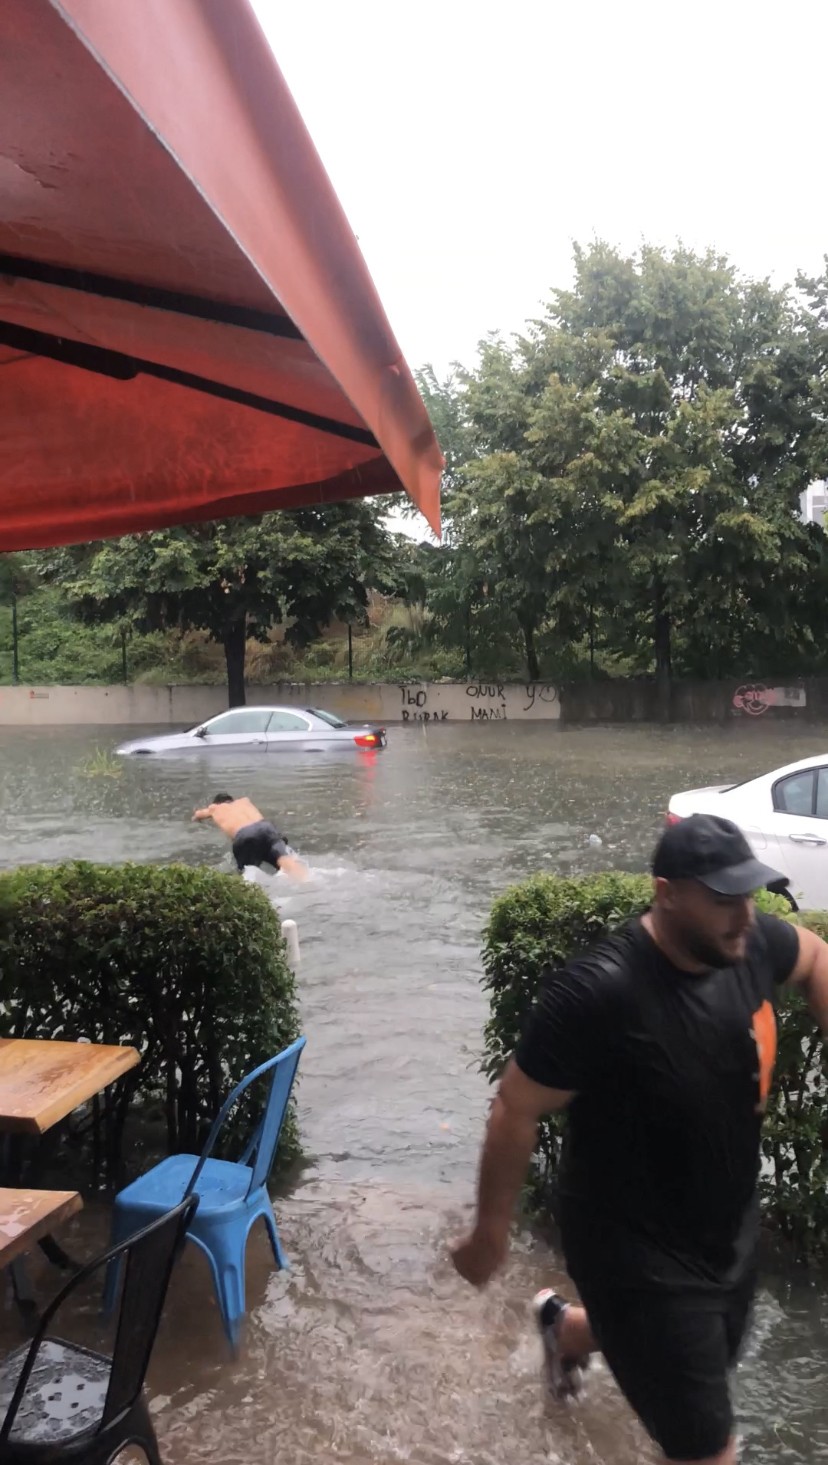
[232,820,290,871]
[572,1270,756,1461]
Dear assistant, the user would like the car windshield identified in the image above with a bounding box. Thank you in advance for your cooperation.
[307,707,346,729]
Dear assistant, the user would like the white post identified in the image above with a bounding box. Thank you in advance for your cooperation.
[281,919,301,970]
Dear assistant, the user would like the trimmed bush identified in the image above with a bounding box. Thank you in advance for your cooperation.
[482,873,828,1259]
[0,861,301,1172]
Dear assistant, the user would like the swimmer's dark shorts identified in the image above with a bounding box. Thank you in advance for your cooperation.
[231,820,291,871]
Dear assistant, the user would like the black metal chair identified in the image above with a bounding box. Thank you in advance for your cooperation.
[0,1194,197,1464]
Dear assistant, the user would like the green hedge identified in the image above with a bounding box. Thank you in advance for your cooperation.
[0,862,302,1174]
[482,872,828,1259]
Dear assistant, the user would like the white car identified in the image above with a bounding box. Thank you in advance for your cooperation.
[668,753,828,910]
[117,706,387,756]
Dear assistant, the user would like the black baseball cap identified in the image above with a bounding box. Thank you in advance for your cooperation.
[652,814,786,895]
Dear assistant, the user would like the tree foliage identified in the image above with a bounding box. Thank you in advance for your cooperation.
[43,504,394,705]
[411,244,828,691]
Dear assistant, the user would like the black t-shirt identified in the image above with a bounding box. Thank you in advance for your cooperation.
[514,913,800,1293]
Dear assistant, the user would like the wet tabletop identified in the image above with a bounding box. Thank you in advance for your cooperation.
[0,1039,140,1135]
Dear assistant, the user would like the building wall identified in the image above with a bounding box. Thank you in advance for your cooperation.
[0,680,562,726]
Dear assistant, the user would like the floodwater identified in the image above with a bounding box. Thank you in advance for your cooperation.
[2,720,828,1463]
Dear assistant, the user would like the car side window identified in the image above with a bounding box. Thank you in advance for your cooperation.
[204,710,272,735]
[267,712,311,733]
[816,769,828,821]
[773,769,816,817]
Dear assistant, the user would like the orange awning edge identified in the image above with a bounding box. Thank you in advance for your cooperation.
[53,0,443,533]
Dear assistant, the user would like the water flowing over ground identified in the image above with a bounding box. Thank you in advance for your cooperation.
[1,720,828,1463]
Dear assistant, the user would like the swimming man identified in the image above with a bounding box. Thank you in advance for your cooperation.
[192,793,309,880]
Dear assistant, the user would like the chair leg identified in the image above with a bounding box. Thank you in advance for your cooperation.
[107,1436,163,1465]
[262,1204,289,1272]
[112,1396,164,1464]
[199,1228,248,1351]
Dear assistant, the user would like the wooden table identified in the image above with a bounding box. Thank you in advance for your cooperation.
[0,1187,82,1270]
[0,1037,141,1136]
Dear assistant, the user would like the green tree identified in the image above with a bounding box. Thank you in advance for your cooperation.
[453,333,628,680]
[47,504,394,706]
[413,365,474,528]
[0,553,36,685]
[548,243,821,698]
[446,243,823,696]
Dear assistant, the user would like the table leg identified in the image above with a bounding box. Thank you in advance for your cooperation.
[2,1133,78,1272]
[37,1234,76,1270]
[0,1133,26,1187]
[7,1258,38,1328]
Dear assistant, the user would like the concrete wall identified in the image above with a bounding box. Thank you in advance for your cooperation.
[561,677,827,723]
[0,680,562,726]
[5,676,822,726]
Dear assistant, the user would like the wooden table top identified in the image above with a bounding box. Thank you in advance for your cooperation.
[0,1187,82,1269]
[0,1037,141,1136]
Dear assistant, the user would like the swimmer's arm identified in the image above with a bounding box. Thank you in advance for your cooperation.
[192,805,213,822]
[787,925,828,1035]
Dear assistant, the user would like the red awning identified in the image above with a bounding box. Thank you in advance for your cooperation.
[0,0,442,550]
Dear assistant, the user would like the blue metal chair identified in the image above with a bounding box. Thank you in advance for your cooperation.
[103,1037,306,1349]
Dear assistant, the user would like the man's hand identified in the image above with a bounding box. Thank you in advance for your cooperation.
[451,1224,509,1287]
[192,806,211,822]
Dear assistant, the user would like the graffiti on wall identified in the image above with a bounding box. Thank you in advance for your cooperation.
[523,683,559,713]
[466,683,507,721]
[732,684,807,717]
[397,682,560,722]
[399,685,449,723]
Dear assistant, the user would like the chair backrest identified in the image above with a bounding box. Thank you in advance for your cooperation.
[105,1194,198,1423]
[0,1195,197,1446]
[190,1036,306,1198]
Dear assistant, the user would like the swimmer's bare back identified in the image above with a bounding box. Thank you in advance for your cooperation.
[192,796,263,839]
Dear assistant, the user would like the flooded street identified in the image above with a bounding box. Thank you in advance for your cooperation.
[2,720,828,1463]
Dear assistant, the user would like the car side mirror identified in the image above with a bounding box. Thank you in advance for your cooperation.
[194,726,208,739]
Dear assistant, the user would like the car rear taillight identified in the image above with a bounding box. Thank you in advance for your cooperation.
[665,812,683,827]
[354,732,380,748]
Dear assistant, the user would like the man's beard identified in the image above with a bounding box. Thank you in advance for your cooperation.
[676,922,743,972]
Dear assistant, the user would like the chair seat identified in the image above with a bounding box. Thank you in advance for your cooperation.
[117,1154,255,1217]
[0,1339,109,1445]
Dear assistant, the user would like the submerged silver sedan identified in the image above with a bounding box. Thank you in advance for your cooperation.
[116,706,387,755]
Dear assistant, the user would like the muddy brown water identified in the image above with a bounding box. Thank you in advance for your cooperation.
[1,721,827,1463]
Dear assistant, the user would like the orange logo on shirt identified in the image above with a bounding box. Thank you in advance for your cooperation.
[751,1000,777,1113]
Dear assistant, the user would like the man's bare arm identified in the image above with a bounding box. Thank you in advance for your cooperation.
[788,925,828,1034]
[451,1059,574,1286]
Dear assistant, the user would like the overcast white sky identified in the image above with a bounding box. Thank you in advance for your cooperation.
[253,0,828,379]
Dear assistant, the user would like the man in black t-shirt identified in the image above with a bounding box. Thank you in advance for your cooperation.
[452,815,828,1465]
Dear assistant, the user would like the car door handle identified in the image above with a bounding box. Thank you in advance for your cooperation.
[789,833,827,846]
